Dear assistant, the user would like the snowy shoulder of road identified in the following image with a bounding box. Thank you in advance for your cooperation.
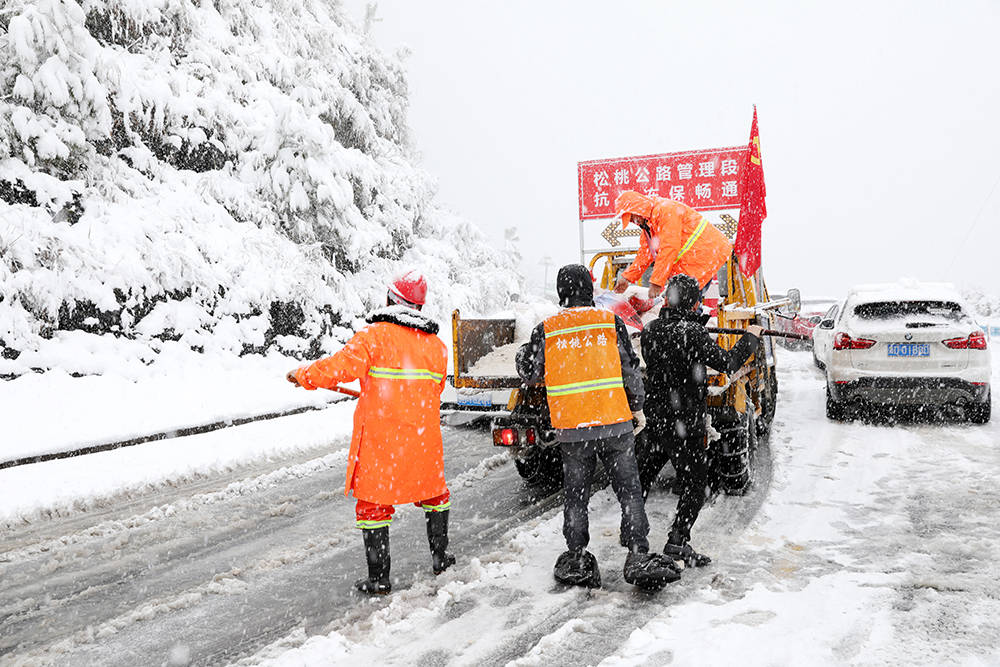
[246,351,1000,667]
[0,340,359,526]
[0,335,352,461]
[1,295,564,465]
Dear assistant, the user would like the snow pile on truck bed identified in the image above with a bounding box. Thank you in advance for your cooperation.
[467,341,521,377]
[458,301,558,378]
[0,0,520,374]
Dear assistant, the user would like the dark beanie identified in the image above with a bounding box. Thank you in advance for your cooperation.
[556,264,594,307]
[666,274,702,311]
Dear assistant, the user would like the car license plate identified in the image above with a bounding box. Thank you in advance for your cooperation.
[457,392,493,407]
[887,342,930,357]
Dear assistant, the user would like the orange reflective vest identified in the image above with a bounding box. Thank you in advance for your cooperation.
[294,313,448,505]
[542,308,632,430]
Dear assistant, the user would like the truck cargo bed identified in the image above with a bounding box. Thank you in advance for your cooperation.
[451,310,522,389]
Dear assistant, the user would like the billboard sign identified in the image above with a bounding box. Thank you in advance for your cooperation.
[578,146,750,220]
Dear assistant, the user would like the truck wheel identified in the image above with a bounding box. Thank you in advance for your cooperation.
[514,446,563,486]
[721,410,757,496]
[757,370,778,439]
[826,385,845,421]
[968,390,991,424]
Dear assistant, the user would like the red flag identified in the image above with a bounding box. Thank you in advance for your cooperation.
[735,106,766,277]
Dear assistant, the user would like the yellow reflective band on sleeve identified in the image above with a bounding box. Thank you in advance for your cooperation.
[368,367,445,382]
[676,216,709,261]
[544,322,617,339]
[546,376,625,397]
[356,519,392,530]
[421,500,452,512]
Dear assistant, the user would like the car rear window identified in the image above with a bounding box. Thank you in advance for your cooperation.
[852,300,964,320]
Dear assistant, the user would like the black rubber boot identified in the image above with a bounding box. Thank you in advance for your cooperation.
[355,527,391,594]
[624,550,681,590]
[553,549,601,588]
[664,538,712,568]
[425,510,456,575]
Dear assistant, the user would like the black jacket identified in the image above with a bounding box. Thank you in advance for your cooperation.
[640,306,760,425]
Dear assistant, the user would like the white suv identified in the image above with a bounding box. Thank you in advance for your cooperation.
[825,282,991,423]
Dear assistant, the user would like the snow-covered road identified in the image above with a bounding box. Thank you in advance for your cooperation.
[1,349,998,666]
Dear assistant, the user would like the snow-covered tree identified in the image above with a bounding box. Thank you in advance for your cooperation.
[0,0,521,370]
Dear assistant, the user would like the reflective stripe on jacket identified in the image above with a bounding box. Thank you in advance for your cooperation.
[295,308,448,505]
[621,196,732,288]
[542,308,633,430]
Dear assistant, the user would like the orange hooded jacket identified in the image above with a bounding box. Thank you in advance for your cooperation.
[294,307,448,506]
[615,191,732,288]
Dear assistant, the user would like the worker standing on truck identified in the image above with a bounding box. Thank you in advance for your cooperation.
[638,273,762,568]
[517,264,680,590]
[612,191,732,299]
[286,270,455,595]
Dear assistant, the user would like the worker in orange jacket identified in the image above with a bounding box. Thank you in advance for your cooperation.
[612,191,731,299]
[287,270,454,594]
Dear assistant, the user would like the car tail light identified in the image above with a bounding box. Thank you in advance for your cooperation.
[943,332,988,350]
[493,427,518,447]
[833,333,876,350]
[942,337,965,349]
[525,428,537,445]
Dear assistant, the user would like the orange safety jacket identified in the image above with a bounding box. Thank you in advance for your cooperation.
[294,307,448,506]
[619,193,732,288]
[542,308,633,430]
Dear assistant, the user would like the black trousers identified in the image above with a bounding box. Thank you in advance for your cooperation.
[637,415,712,545]
[559,432,650,553]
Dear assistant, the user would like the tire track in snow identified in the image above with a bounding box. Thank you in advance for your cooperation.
[0,423,551,665]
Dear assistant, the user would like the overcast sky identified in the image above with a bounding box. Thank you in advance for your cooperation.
[340,0,1000,301]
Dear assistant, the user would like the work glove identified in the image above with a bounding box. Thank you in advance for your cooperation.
[746,324,764,338]
[647,282,663,299]
[286,369,301,386]
[613,274,630,293]
[632,410,646,436]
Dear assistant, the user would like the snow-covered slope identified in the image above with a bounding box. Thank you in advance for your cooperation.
[0,0,520,375]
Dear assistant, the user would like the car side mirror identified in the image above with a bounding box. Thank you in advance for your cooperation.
[819,319,835,330]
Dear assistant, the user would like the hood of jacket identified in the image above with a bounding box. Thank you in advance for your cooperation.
[665,273,702,311]
[615,190,655,225]
[556,264,595,308]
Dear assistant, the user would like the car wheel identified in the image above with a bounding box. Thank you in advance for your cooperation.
[826,384,845,421]
[968,390,992,424]
[813,351,825,370]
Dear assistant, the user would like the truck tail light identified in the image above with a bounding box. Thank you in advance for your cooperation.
[525,428,537,445]
[943,332,988,350]
[833,333,876,350]
[493,427,518,447]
